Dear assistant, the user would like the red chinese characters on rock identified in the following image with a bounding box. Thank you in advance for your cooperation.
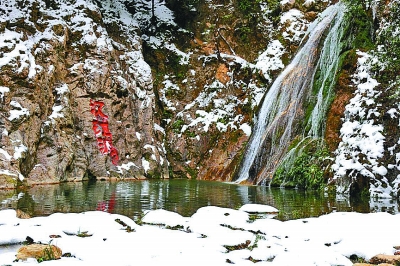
[90,99,119,165]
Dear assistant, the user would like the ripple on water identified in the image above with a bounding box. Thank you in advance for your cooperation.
[0,179,398,221]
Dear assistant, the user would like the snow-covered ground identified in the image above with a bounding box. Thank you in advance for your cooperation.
[1,205,399,265]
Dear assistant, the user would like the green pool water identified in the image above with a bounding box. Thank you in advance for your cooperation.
[1,179,398,221]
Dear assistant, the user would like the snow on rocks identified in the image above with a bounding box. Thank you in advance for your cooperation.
[0,86,9,100]
[239,203,279,213]
[239,123,252,136]
[255,40,285,82]
[280,9,309,44]
[1,206,400,265]
[141,209,188,228]
[332,51,390,198]
[8,101,30,121]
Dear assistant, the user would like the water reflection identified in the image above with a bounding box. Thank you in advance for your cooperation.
[0,179,399,221]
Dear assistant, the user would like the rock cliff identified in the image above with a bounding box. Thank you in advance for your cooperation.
[0,0,168,187]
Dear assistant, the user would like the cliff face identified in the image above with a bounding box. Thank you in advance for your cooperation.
[0,0,168,187]
[144,0,329,181]
[0,0,330,187]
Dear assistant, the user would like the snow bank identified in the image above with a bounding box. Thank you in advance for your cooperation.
[1,206,399,265]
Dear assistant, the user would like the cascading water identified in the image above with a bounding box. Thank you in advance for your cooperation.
[235,3,346,185]
[307,8,346,138]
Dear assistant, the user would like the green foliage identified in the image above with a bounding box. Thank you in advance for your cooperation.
[217,117,228,125]
[229,130,243,143]
[221,14,233,21]
[185,165,198,179]
[248,234,265,251]
[238,0,278,14]
[185,130,196,138]
[171,119,185,133]
[148,169,162,179]
[133,211,147,225]
[277,209,306,220]
[265,0,280,14]
[374,2,400,86]
[238,26,252,42]
[237,0,265,20]
[76,229,93,238]
[165,224,185,230]
[342,1,374,50]
[115,218,135,232]
[349,254,367,264]
[168,54,188,80]
[37,241,57,263]
[238,0,253,13]
[360,187,370,199]
[162,109,173,120]
[240,98,253,118]
[272,143,329,190]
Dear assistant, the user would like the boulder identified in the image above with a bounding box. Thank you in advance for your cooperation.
[16,244,62,261]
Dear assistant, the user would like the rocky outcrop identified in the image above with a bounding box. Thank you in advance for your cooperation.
[0,0,168,188]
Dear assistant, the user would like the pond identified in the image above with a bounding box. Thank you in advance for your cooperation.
[1,179,399,221]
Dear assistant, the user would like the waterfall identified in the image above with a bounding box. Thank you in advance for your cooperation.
[235,3,346,184]
[307,8,346,138]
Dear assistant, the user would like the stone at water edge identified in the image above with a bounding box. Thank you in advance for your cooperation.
[16,244,62,261]
[369,254,400,265]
